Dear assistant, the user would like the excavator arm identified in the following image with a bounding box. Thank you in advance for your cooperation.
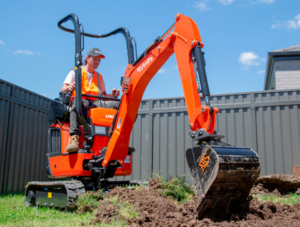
[104,14,218,167]
[104,14,260,219]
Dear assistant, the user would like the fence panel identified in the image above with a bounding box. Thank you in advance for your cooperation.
[142,89,300,179]
[0,79,51,194]
[254,90,300,176]
[0,80,12,194]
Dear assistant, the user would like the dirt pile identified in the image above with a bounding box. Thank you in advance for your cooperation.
[250,174,300,196]
[94,187,196,226]
[92,175,300,226]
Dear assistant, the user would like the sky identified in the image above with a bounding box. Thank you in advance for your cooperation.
[1,0,300,100]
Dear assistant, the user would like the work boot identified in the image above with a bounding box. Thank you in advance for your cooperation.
[66,135,79,153]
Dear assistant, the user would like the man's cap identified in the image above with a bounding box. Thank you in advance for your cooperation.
[86,48,105,58]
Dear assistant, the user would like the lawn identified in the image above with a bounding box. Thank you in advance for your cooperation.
[253,193,300,206]
[0,194,123,227]
[0,176,191,227]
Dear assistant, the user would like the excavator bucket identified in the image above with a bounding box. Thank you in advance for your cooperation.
[186,144,260,219]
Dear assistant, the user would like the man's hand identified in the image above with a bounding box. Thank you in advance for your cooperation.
[111,88,120,98]
[61,82,76,93]
[59,92,72,105]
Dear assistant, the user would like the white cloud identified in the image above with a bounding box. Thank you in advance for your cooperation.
[195,2,211,11]
[0,40,6,46]
[242,0,274,7]
[257,70,265,74]
[252,0,275,4]
[158,69,165,74]
[260,0,274,3]
[13,50,40,55]
[272,14,300,29]
[219,0,234,5]
[239,52,262,66]
[14,50,34,55]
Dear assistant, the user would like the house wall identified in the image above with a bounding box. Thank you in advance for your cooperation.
[275,60,300,90]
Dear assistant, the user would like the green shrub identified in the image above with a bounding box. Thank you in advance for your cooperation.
[152,175,194,202]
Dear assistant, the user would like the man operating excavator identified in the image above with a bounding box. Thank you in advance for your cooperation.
[60,48,120,152]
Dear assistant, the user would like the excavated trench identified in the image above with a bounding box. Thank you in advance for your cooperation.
[88,174,300,226]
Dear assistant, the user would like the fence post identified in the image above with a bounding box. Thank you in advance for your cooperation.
[2,85,15,193]
[0,85,12,194]
[148,99,154,177]
[250,92,258,152]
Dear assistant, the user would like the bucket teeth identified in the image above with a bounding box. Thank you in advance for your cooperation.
[186,144,260,219]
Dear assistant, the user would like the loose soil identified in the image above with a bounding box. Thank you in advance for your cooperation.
[92,174,300,226]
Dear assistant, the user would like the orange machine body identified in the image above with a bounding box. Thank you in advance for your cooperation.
[48,107,132,178]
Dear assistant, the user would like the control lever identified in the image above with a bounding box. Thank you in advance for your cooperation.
[59,91,72,106]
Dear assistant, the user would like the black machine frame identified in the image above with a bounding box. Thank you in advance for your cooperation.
[57,13,133,137]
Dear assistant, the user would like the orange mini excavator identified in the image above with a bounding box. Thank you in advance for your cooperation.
[25,13,260,218]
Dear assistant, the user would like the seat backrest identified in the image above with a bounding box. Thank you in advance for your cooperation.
[48,99,69,124]
[88,107,117,127]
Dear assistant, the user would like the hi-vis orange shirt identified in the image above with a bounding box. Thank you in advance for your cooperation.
[72,67,104,100]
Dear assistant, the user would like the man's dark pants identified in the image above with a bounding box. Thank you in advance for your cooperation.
[69,99,119,135]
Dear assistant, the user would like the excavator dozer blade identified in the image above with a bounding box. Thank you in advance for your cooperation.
[186,145,260,219]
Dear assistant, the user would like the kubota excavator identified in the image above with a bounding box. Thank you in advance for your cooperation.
[25,13,260,218]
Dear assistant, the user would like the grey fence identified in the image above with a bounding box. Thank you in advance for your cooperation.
[117,89,300,183]
[0,79,51,194]
[1,78,300,193]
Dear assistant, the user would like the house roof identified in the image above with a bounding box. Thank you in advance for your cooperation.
[270,44,300,55]
[264,44,300,90]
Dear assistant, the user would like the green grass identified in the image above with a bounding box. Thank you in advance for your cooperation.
[128,182,148,191]
[105,196,139,220]
[0,193,124,227]
[253,193,300,206]
[153,175,195,202]
[75,190,104,213]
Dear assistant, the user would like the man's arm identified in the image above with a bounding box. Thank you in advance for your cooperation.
[61,82,75,93]
[103,88,120,98]
[61,70,76,93]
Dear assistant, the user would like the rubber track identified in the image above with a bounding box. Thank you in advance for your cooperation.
[25,180,148,209]
[25,180,86,209]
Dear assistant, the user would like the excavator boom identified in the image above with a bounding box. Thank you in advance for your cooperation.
[104,14,218,167]
[103,14,261,218]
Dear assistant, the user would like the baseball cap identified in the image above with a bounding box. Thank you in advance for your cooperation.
[86,48,105,58]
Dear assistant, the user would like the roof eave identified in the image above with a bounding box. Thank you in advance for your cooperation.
[264,53,273,90]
